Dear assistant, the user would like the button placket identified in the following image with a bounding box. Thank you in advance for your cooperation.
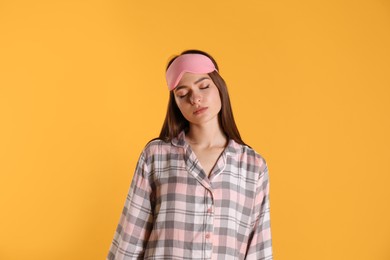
[205,189,214,258]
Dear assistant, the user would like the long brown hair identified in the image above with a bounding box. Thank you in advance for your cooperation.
[158,49,246,146]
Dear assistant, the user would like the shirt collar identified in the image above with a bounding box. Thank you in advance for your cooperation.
[171,130,187,148]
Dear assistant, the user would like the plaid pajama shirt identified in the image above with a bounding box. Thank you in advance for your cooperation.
[108,131,273,259]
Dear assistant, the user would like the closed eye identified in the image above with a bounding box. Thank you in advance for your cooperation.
[177,92,188,98]
[200,85,210,89]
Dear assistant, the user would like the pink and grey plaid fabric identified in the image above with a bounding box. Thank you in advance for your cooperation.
[108,131,273,259]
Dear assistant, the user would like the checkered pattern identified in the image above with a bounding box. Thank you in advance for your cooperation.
[107,131,273,259]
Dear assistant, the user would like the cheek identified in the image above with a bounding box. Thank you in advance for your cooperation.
[174,96,184,107]
[175,99,189,114]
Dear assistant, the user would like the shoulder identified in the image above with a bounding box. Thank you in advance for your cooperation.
[142,138,170,153]
[243,145,268,172]
[229,140,268,177]
[140,138,179,159]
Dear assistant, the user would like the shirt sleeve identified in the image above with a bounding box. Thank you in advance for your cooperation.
[245,162,273,260]
[107,151,154,260]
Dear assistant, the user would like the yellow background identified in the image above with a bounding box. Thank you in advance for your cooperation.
[1,0,389,259]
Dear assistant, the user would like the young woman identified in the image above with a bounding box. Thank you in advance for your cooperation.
[107,50,273,259]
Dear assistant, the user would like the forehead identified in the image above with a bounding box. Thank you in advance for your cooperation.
[177,72,211,87]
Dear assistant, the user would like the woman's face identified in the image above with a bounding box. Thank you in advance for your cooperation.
[173,72,222,127]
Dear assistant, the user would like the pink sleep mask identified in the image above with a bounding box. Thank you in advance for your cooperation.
[165,54,217,91]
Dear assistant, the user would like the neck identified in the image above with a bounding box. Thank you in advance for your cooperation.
[186,121,227,149]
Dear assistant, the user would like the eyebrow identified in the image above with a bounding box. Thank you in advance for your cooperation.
[175,77,209,92]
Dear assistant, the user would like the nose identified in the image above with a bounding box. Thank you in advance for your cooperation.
[189,92,201,105]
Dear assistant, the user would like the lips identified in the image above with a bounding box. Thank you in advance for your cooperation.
[193,107,208,115]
